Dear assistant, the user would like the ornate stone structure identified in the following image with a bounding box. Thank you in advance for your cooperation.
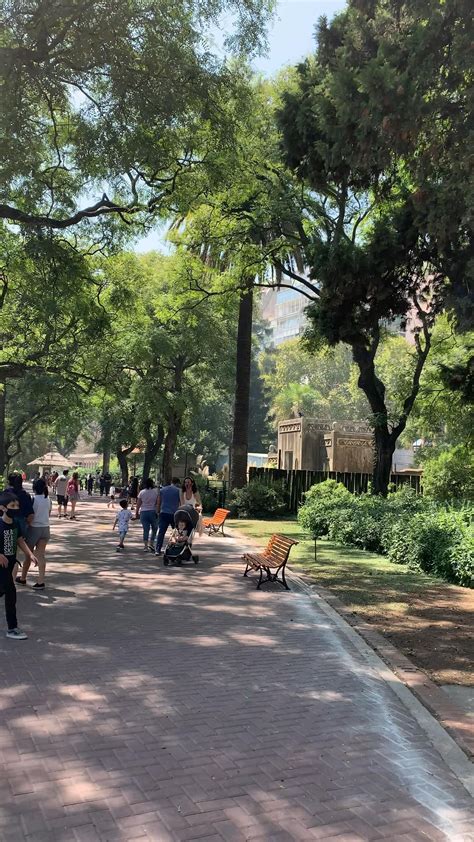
[277,418,374,473]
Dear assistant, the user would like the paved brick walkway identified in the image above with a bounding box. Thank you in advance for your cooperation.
[1,499,473,842]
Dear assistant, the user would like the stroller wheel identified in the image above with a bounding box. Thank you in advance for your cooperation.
[193,555,199,564]
[163,558,169,566]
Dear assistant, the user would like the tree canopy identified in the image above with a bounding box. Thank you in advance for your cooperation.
[1,0,273,230]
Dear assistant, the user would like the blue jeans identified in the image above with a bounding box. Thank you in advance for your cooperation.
[140,510,157,545]
[156,512,175,552]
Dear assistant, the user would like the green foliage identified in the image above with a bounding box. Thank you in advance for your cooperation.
[1,0,272,231]
[229,480,287,518]
[276,1,473,493]
[298,482,472,586]
[387,511,473,587]
[421,446,474,502]
[298,480,352,538]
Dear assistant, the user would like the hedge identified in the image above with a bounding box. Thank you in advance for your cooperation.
[298,481,473,587]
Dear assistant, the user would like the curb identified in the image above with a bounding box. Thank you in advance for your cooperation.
[227,525,474,762]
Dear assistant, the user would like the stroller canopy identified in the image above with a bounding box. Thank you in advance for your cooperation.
[174,504,199,530]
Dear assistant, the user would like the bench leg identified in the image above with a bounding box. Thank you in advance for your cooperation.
[280,564,290,591]
[243,561,251,577]
[256,565,265,589]
[257,565,290,591]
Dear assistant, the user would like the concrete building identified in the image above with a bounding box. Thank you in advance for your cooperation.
[277,418,374,473]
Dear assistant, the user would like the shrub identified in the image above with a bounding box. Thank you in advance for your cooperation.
[328,495,390,552]
[422,445,474,502]
[229,480,287,518]
[201,490,219,515]
[387,510,473,586]
[298,480,353,538]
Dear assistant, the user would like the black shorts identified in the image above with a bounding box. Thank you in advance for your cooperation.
[57,494,68,507]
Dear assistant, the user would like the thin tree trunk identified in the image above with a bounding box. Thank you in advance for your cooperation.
[102,419,112,475]
[142,424,164,481]
[0,378,6,479]
[116,444,135,486]
[230,285,253,490]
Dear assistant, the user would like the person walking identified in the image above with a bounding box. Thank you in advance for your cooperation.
[0,491,37,639]
[180,476,203,535]
[5,473,34,543]
[104,472,112,497]
[155,478,181,556]
[99,474,105,496]
[67,472,81,519]
[17,478,52,589]
[54,470,69,518]
[87,473,94,495]
[135,478,159,551]
[129,476,139,511]
[113,499,133,551]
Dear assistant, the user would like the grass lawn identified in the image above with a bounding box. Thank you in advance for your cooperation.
[227,518,474,687]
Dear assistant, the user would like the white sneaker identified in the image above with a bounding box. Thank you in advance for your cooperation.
[6,628,28,640]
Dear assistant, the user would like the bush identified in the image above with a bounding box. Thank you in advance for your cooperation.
[298,480,353,538]
[387,510,473,586]
[422,445,474,502]
[201,490,219,515]
[298,482,473,587]
[229,480,287,518]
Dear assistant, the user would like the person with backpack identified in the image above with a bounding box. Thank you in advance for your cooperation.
[67,472,81,520]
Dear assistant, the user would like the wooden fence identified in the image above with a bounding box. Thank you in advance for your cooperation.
[248,467,421,514]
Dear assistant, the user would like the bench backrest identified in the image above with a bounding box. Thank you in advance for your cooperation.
[210,508,231,524]
[263,534,298,565]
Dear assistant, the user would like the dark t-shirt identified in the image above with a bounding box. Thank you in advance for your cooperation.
[0,520,19,563]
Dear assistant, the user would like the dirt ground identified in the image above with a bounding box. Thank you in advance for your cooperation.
[356,582,474,687]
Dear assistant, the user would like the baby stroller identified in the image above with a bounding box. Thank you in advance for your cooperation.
[163,504,200,566]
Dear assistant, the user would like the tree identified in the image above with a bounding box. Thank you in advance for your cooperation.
[93,250,237,484]
[276,0,473,493]
[1,0,272,231]
[170,78,310,487]
[261,339,368,425]
[0,227,110,476]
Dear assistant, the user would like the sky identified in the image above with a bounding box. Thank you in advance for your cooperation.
[134,0,346,252]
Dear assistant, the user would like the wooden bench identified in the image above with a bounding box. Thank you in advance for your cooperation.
[243,534,298,590]
[202,508,231,536]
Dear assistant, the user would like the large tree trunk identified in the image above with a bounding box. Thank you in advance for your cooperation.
[352,339,393,496]
[161,360,185,484]
[162,413,180,485]
[230,286,253,490]
[142,424,164,481]
[373,428,396,496]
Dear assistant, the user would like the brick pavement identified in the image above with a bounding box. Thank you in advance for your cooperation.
[0,498,473,842]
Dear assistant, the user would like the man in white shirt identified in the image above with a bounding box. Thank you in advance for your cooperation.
[54,470,69,518]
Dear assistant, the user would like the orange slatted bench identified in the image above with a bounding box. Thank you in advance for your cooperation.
[202,508,231,536]
[243,534,298,591]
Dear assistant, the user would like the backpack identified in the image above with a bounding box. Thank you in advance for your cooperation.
[67,479,76,495]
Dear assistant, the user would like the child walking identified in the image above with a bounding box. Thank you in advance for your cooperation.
[113,499,133,551]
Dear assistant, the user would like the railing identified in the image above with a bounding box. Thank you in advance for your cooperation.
[248,467,421,514]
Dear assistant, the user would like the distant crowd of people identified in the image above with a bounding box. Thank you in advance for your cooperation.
[0,470,203,641]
